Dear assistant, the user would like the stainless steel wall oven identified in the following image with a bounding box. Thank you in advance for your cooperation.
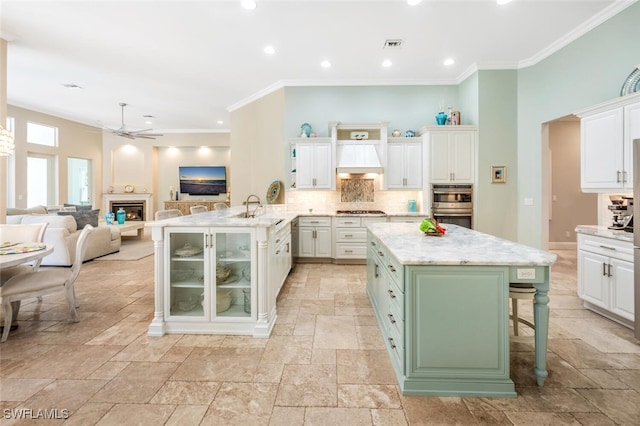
[431,184,473,229]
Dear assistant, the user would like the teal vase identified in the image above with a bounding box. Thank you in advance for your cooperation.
[436,112,447,125]
[116,208,126,224]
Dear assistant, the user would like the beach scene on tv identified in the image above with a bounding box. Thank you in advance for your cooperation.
[179,166,227,196]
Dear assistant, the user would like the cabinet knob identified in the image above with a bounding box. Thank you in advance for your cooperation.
[387,289,396,299]
[388,313,396,324]
[388,337,396,349]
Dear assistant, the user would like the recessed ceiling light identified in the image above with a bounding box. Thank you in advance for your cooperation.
[443,58,455,66]
[217,120,224,125]
[382,59,393,68]
[407,0,423,5]
[264,45,275,55]
[321,60,331,68]
[497,0,512,4]
[241,0,256,10]
[145,120,153,125]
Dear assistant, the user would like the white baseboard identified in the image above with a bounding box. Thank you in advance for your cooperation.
[549,242,576,250]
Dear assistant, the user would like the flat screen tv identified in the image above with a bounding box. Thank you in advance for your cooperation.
[179,166,227,196]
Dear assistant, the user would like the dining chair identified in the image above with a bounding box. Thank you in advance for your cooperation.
[214,203,228,210]
[189,205,208,214]
[0,224,94,343]
[0,223,49,284]
[155,209,183,220]
[509,283,536,336]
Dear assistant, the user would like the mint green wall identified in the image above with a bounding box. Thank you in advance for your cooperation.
[476,70,518,240]
[284,85,461,139]
[458,73,479,126]
[517,2,640,247]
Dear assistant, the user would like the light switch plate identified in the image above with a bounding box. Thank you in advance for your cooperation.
[517,268,536,279]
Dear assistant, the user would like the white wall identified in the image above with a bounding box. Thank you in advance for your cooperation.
[102,131,230,215]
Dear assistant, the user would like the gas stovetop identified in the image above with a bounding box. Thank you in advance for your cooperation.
[336,210,386,216]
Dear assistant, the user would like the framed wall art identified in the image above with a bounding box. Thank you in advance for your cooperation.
[491,166,506,184]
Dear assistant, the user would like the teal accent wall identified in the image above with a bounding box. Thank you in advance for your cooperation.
[517,1,640,247]
[284,85,461,138]
[477,70,518,240]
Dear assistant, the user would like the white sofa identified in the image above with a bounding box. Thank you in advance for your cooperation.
[6,207,121,266]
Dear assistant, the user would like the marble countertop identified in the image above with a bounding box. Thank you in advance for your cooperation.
[575,225,634,243]
[146,206,431,229]
[368,222,557,266]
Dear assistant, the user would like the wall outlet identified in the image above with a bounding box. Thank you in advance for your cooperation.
[516,268,536,279]
[523,197,534,206]
[565,231,570,238]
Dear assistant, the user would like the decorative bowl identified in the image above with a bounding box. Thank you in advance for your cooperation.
[216,264,232,281]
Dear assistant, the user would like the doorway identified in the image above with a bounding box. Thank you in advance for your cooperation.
[543,116,597,250]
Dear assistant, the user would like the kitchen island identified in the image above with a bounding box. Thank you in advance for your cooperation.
[146,206,297,338]
[367,222,557,397]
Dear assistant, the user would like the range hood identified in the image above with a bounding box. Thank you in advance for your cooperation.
[336,143,384,174]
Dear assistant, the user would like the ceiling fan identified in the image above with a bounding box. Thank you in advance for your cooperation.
[108,102,163,140]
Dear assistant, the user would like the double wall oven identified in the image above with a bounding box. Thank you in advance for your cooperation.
[431,184,473,229]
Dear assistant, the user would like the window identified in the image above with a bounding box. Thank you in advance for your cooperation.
[27,122,58,147]
[67,157,92,206]
[27,154,56,206]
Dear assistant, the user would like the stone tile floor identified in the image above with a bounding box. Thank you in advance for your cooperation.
[1,250,639,425]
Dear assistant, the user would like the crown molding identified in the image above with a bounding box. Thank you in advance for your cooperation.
[518,0,637,69]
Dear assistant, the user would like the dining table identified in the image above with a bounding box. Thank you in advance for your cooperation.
[0,242,54,269]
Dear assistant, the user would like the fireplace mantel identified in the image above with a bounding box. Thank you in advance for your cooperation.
[103,193,153,221]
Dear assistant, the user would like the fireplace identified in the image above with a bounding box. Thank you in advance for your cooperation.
[103,192,153,222]
[110,201,145,221]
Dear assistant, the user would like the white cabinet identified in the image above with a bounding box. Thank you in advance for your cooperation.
[297,216,332,258]
[580,109,626,190]
[577,232,634,325]
[164,227,254,324]
[422,126,476,184]
[269,222,292,299]
[386,138,422,189]
[291,139,333,189]
[578,95,640,192]
[334,216,386,260]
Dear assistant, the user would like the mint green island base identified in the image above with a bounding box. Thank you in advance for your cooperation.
[366,223,556,398]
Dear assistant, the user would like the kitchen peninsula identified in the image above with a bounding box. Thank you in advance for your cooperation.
[367,222,557,397]
[146,206,297,338]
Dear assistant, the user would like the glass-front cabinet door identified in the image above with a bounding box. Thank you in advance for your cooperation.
[165,227,254,323]
[166,228,209,320]
[214,230,253,318]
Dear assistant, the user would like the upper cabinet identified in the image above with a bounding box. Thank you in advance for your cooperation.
[421,126,477,184]
[386,137,422,189]
[290,138,334,190]
[577,93,640,192]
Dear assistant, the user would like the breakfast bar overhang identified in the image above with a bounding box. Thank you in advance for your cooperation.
[366,222,557,398]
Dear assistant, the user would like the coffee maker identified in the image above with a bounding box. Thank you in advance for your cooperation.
[608,195,633,231]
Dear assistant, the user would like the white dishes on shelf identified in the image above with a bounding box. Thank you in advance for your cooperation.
[174,243,202,257]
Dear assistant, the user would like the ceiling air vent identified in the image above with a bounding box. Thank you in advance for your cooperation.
[383,39,404,49]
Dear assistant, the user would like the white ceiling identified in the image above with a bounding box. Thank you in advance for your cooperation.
[1,0,632,133]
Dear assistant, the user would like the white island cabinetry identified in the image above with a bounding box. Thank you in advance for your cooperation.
[576,226,634,327]
[147,208,294,338]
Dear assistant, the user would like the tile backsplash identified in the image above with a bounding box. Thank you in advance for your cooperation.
[340,178,374,202]
[285,175,425,213]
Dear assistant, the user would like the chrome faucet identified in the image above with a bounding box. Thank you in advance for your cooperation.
[245,194,263,218]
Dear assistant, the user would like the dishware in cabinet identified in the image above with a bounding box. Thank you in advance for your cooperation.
[164,227,254,323]
[214,230,254,318]
[166,228,208,320]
